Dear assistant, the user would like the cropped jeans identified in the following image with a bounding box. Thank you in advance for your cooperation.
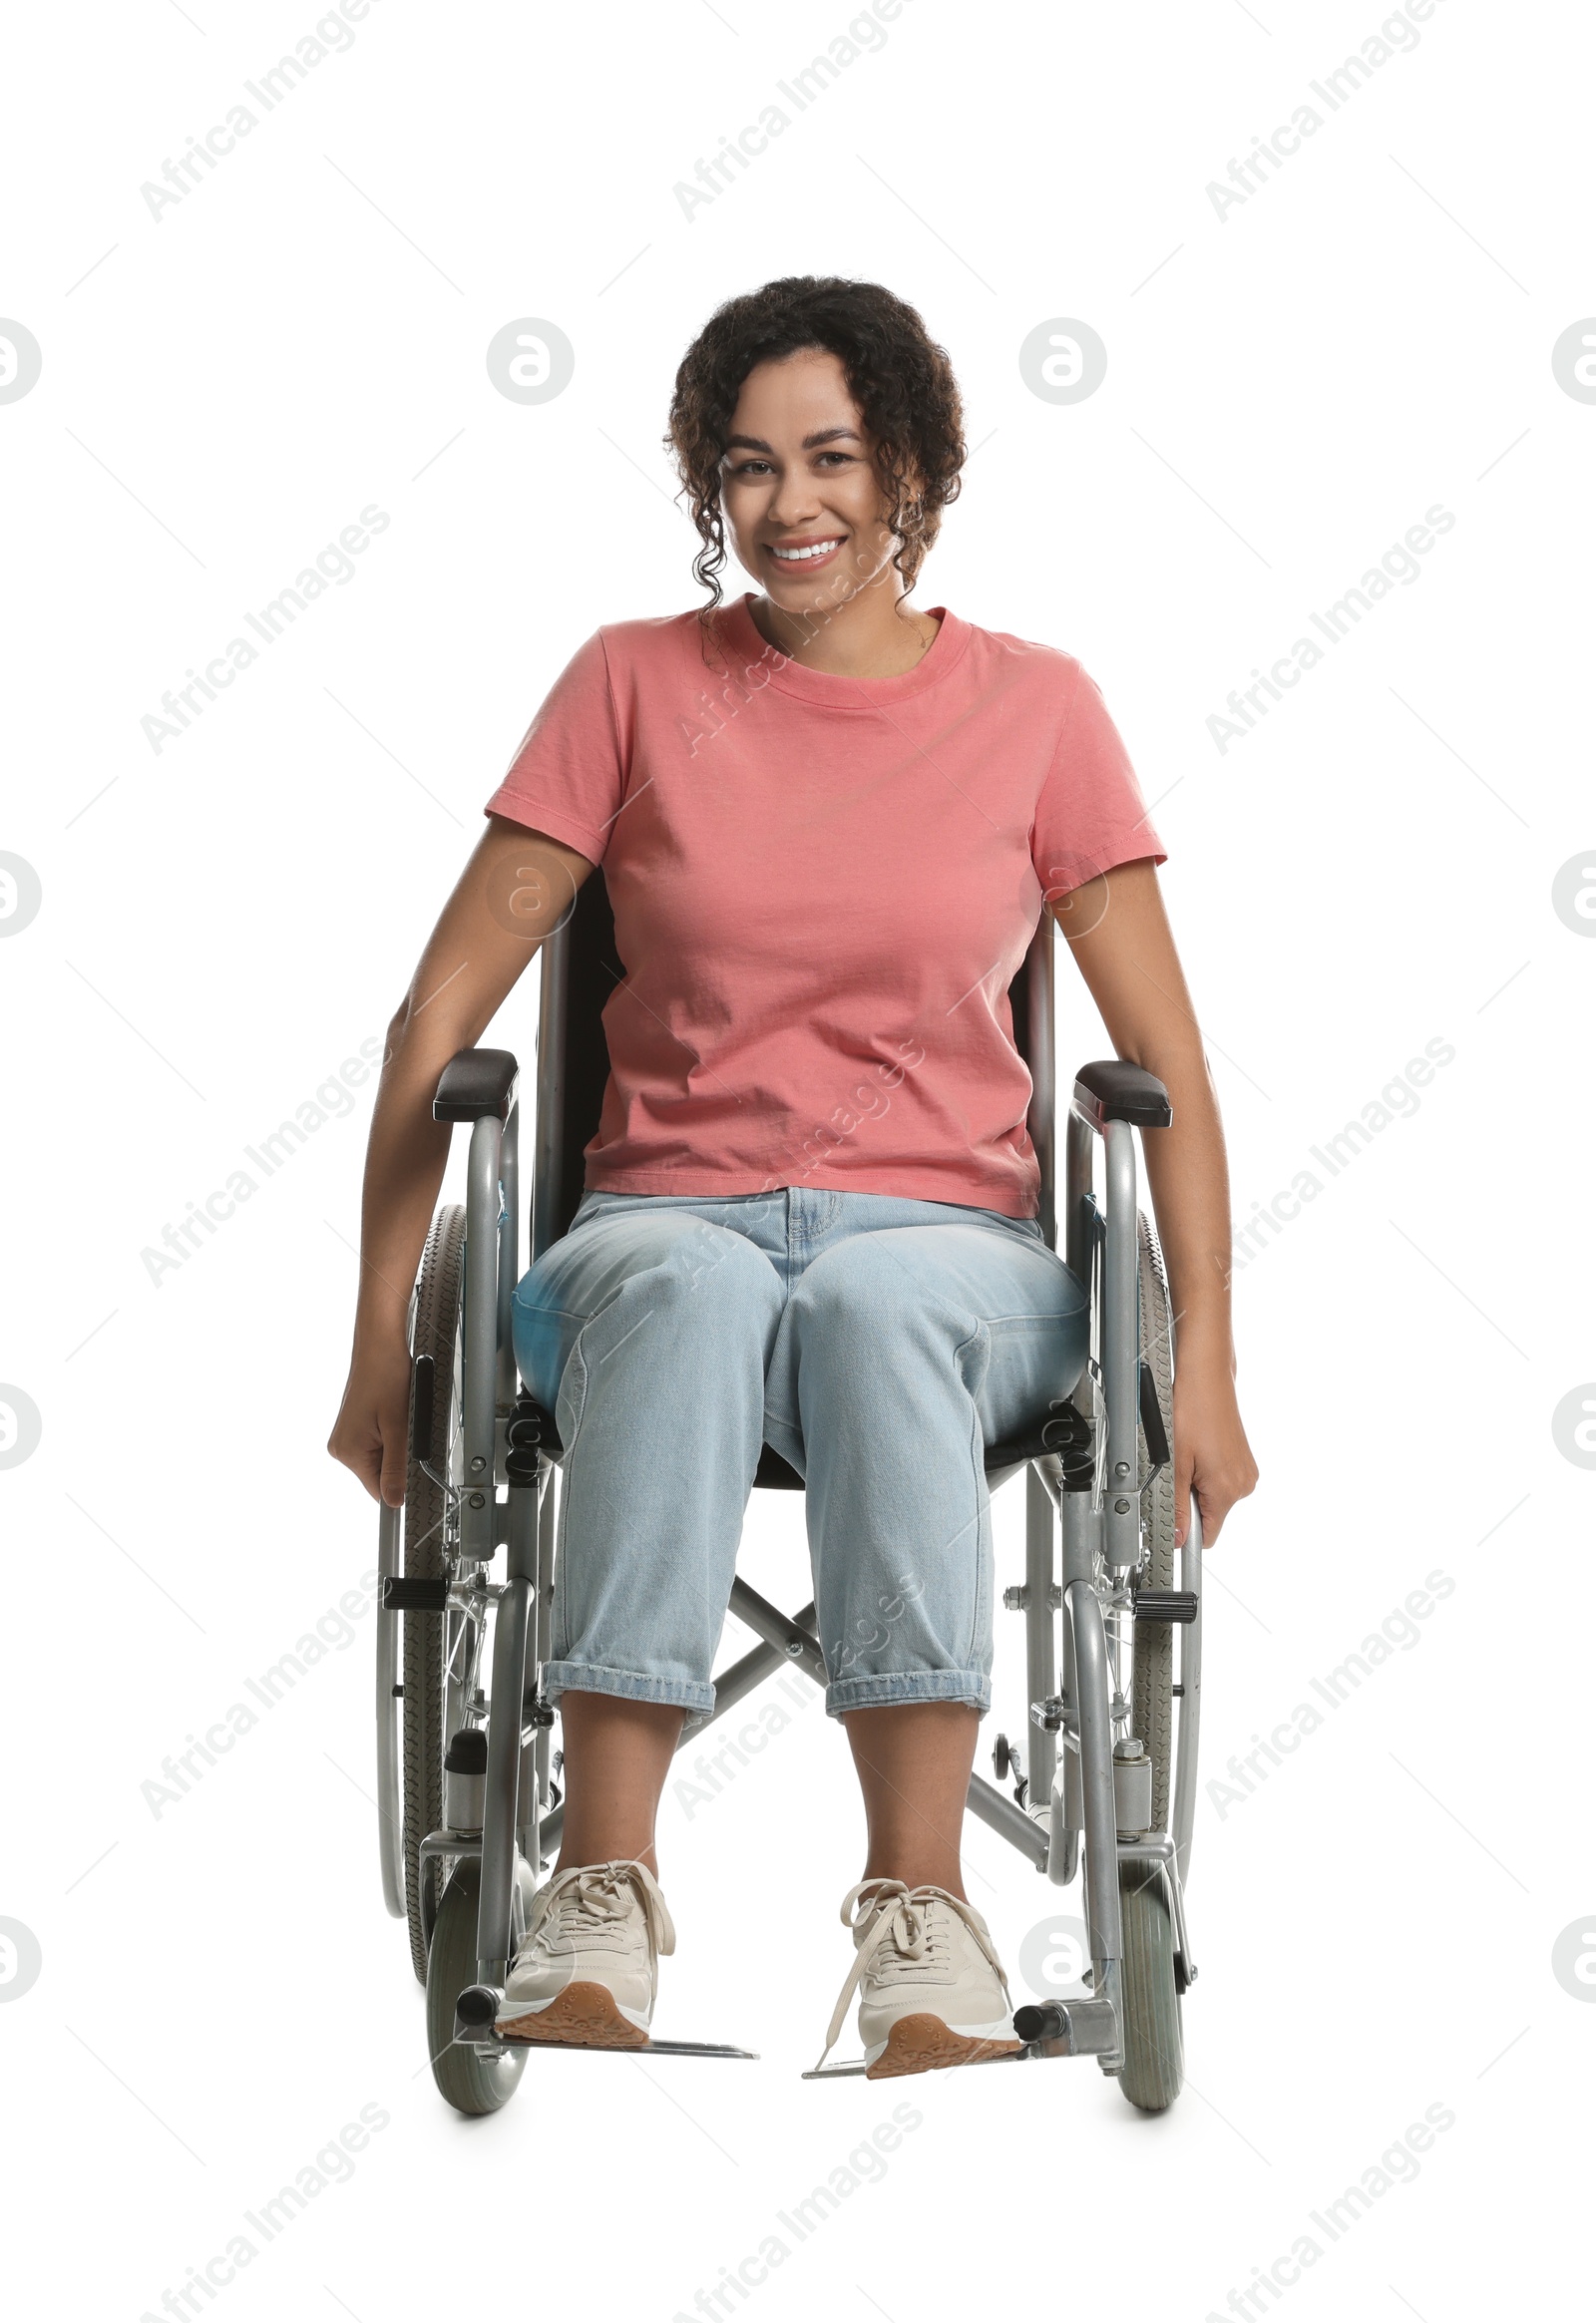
[510,1186,1089,1723]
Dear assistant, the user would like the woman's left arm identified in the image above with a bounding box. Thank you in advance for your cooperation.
[1049,857,1259,1548]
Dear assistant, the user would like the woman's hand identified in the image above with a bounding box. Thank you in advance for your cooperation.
[328,1335,415,1507]
[1172,1352,1258,1548]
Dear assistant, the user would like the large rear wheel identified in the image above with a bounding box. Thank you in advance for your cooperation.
[402,1205,466,1984]
[1119,1211,1184,2111]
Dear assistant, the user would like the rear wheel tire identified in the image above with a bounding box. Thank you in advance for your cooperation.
[1117,1857,1183,2112]
[426,1859,528,2117]
[402,1205,466,1985]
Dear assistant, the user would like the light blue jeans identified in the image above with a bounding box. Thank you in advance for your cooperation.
[510,1186,1089,1723]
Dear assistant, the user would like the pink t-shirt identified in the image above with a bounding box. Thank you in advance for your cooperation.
[485,592,1163,1218]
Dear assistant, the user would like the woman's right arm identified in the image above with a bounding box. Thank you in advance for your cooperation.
[327,815,596,1505]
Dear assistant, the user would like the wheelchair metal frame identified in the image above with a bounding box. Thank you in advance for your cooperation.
[374,901,1204,2087]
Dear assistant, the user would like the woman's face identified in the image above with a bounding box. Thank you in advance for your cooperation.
[719,347,907,618]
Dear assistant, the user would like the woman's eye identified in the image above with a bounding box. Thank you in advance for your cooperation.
[724,452,853,476]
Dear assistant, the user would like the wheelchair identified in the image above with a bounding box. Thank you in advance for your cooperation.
[371,872,1205,2114]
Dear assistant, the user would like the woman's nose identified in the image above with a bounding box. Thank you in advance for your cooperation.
[765,476,823,528]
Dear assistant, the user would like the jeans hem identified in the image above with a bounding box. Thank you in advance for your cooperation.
[825,1670,992,1718]
[543,1660,714,1717]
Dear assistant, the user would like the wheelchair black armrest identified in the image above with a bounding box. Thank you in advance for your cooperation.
[433,1046,519,1123]
[1072,1059,1172,1129]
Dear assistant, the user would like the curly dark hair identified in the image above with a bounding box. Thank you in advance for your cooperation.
[663,275,966,633]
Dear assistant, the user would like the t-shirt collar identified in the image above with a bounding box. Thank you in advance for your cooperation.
[714,589,969,706]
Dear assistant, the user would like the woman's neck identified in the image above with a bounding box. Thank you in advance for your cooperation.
[745,573,941,679]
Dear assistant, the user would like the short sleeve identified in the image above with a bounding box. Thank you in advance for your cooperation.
[1030,661,1165,904]
[484,630,624,867]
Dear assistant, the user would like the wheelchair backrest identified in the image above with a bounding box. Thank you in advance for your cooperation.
[530,873,1057,1261]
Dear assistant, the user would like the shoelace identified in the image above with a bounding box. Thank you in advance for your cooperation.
[814,1878,1009,2071]
[527,1859,676,1960]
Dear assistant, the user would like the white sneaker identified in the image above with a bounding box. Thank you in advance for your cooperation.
[496,1859,675,2048]
[817,1878,1022,2078]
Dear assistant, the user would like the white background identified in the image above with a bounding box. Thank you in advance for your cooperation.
[2,1,1591,2316]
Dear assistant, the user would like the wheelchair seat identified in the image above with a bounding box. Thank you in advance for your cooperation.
[512,1394,1088,1491]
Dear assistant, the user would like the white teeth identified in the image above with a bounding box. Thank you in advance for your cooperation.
[770,539,841,562]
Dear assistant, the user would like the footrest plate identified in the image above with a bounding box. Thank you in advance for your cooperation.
[454,1978,755,2056]
[803,1998,1120,2079]
[495,2031,758,2059]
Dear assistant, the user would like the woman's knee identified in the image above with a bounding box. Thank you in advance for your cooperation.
[515,1214,780,1403]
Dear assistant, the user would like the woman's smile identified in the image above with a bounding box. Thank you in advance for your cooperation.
[766,535,846,571]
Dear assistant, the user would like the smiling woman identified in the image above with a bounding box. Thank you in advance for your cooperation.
[330,272,1258,2078]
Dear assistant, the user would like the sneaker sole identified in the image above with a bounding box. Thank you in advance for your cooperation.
[865,2013,1023,2080]
[497,1981,650,2049]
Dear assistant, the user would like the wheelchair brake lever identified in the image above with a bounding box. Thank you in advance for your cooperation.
[1137,1358,1171,1476]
